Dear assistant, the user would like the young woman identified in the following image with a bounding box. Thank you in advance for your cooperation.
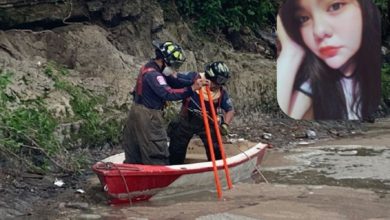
[277,0,381,120]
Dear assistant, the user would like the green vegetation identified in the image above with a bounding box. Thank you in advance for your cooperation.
[0,70,12,102]
[373,0,390,38]
[175,0,389,40]
[381,63,390,105]
[175,0,277,32]
[0,69,61,172]
[60,83,121,147]
[0,62,122,173]
[45,62,122,148]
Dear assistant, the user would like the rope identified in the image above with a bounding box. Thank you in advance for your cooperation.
[189,97,216,121]
[231,144,269,184]
[190,95,268,184]
[105,162,133,205]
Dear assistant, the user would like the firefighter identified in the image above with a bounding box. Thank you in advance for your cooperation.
[168,61,234,165]
[122,40,205,165]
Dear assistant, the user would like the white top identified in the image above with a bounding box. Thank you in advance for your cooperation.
[340,77,360,120]
[299,77,361,120]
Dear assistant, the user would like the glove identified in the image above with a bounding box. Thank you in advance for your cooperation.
[220,123,230,136]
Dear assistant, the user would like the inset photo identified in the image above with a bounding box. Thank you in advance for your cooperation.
[276,0,381,120]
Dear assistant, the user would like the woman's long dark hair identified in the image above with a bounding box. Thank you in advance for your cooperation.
[280,0,381,120]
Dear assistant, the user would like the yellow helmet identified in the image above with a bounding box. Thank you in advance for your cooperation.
[153,40,186,69]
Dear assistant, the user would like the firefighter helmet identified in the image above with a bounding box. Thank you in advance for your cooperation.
[153,40,186,69]
[204,61,230,85]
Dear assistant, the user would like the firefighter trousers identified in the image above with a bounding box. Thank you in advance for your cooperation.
[168,114,222,165]
[122,104,169,165]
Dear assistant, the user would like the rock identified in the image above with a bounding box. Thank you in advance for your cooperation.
[86,1,104,12]
[240,26,252,35]
[45,91,74,118]
[297,141,311,146]
[75,189,85,194]
[65,202,89,210]
[293,132,307,139]
[122,0,142,18]
[0,1,69,29]
[0,207,25,219]
[150,4,164,32]
[306,130,317,139]
[58,202,66,209]
[76,214,102,220]
[12,179,27,189]
[262,133,272,140]
[329,129,340,136]
[54,178,65,187]
[337,150,358,156]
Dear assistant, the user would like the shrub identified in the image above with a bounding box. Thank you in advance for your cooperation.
[382,63,390,105]
[175,0,277,32]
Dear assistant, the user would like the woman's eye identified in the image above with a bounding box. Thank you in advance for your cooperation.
[298,16,309,24]
[328,2,345,12]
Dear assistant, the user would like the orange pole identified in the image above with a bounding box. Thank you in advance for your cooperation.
[205,86,233,189]
[198,88,222,199]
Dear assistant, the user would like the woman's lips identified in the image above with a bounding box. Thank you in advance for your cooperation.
[319,46,340,57]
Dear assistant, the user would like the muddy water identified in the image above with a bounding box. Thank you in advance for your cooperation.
[51,142,390,220]
[261,145,390,191]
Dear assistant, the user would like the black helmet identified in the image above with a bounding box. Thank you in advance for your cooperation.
[204,61,230,85]
[153,40,186,69]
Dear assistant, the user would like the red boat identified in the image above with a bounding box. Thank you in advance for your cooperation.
[92,140,268,204]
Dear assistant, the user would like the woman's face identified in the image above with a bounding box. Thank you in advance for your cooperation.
[297,0,363,70]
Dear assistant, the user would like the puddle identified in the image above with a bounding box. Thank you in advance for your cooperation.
[261,145,390,191]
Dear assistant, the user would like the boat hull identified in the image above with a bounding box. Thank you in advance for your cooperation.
[92,142,267,204]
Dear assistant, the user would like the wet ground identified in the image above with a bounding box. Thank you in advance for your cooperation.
[261,145,390,192]
[2,117,390,219]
